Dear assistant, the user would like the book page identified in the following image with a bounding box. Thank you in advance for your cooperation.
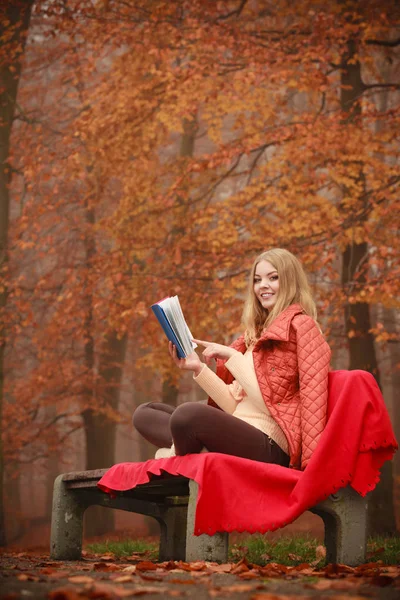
[159,296,196,356]
[170,296,197,354]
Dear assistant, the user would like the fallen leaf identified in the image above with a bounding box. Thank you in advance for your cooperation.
[67,575,95,584]
[85,582,135,598]
[46,570,72,580]
[98,553,116,561]
[112,575,135,583]
[306,578,362,591]
[135,561,159,571]
[88,584,167,597]
[260,553,272,562]
[231,557,250,574]
[210,583,255,595]
[310,544,327,565]
[206,563,232,573]
[184,561,206,571]
[48,587,83,600]
[323,563,356,577]
[83,582,115,597]
[250,594,304,600]
[165,569,187,574]
[323,596,370,600]
[168,578,196,584]
[258,563,289,577]
[137,571,164,582]
[125,553,149,561]
[288,553,303,561]
[239,569,263,580]
[16,573,39,581]
[292,563,316,575]
[122,565,137,574]
[93,561,122,572]
[39,567,58,575]
[354,561,382,573]
[158,561,178,570]
[383,566,400,575]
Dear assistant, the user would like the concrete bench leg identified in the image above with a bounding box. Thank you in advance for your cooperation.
[157,498,188,561]
[311,486,368,566]
[185,480,229,562]
[50,474,87,560]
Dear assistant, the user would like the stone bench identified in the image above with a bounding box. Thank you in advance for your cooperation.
[50,468,368,566]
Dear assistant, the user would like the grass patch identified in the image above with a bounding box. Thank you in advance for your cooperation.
[366,535,400,565]
[230,534,400,566]
[86,535,400,566]
[230,534,320,566]
[86,538,158,560]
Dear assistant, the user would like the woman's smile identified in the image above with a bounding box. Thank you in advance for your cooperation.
[254,260,280,309]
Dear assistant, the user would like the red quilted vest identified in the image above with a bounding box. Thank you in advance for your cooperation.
[210,304,331,469]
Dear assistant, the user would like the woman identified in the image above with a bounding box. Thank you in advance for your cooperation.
[133,248,331,469]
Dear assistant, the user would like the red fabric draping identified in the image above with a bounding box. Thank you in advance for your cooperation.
[98,370,397,535]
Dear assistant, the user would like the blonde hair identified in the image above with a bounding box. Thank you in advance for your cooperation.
[242,248,317,346]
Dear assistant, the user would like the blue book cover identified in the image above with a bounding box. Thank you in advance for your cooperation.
[151,302,186,359]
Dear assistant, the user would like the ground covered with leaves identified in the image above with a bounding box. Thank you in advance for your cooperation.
[1,544,399,600]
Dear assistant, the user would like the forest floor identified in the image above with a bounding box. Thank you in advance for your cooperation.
[1,549,400,600]
[2,513,399,600]
[1,543,399,600]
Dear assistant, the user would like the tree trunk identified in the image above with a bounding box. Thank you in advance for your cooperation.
[45,447,59,522]
[340,38,396,535]
[4,471,23,542]
[135,387,157,463]
[383,307,400,531]
[0,0,34,547]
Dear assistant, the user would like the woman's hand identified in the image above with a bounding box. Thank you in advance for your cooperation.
[168,341,204,376]
[192,339,238,366]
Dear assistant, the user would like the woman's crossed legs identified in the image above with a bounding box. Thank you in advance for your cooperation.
[133,402,289,467]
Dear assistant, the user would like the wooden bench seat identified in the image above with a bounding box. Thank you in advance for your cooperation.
[50,468,368,565]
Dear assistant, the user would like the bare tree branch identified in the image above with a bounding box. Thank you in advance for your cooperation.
[215,0,248,21]
[363,83,400,91]
[366,37,400,47]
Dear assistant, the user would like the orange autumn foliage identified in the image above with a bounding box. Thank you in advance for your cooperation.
[1,0,399,471]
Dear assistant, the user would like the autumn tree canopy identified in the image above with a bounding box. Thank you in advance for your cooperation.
[1,0,399,539]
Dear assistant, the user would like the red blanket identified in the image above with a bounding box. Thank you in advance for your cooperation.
[98,370,397,535]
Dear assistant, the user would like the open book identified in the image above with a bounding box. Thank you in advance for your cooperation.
[151,296,197,359]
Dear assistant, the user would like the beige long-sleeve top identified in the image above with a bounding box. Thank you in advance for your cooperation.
[194,350,289,454]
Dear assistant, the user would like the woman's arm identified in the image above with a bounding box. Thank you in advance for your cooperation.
[223,352,264,406]
[192,338,239,365]
[193,365,240,414]
[168,341,240,413]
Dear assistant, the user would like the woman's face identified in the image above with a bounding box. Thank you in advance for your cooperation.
[253,260,280,310]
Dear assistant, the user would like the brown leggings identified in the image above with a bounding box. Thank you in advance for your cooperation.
[133,402,290,467]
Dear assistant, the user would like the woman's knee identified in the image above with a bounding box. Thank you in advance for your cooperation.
[170,402,208,435]
[132,402,154,429]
